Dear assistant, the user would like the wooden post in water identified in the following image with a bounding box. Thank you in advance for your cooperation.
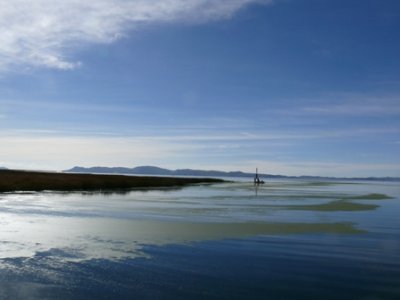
[254,168,264,184]
[254,168,259,184]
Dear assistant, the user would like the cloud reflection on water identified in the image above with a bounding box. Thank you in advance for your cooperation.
[0,180,395,263]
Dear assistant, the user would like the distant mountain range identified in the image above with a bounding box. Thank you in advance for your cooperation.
[65,166,256,178]
[64,166,400,181]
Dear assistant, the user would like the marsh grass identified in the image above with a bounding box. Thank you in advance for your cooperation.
[0,170,224,192]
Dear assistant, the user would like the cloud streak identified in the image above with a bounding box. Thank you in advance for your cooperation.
[1,130,399,177]
[0,0,271,72]
[201,160,400,177]
[0,136,390,176]
[0,135,192,170]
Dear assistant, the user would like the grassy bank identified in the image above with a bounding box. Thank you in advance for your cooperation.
[0,170,224,192]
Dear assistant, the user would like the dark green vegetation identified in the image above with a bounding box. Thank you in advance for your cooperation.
[0,170,224,192]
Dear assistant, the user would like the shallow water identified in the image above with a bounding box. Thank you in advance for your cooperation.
[0,180,399,299]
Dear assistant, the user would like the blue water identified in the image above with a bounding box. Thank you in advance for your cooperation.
[0,180,399,299]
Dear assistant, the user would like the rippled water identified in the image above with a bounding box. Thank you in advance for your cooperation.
[0,180,399,299]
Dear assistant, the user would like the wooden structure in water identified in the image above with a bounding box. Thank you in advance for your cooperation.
[254,168,265,184]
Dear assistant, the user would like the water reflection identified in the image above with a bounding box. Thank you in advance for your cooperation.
[0,215,366,262]
[0,180,399,300]
[47,186,185,196]
[0,180,397,263]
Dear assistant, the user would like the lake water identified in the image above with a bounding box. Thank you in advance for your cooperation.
[0,179,399,299]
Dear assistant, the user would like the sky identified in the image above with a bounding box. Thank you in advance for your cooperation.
[0,0,399,177]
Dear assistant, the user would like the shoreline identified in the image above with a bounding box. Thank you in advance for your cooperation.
[0,169,224,192]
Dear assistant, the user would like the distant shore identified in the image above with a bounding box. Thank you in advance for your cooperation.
[0,169,224,192]
[64,166,400,182]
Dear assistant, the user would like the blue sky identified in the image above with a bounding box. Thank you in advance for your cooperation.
[0,0,399,176]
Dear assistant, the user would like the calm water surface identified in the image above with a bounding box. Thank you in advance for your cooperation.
[0,180,399,299]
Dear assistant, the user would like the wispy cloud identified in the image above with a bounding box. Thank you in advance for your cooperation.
[203,160,400,177]
[300,102,400,116]
[0,0,271,72]
[300,95,400,117]
[1,130,399,177]
[0,135,191,170]
[265,94,400,118]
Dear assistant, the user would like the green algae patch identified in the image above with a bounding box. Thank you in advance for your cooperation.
[303,181,353,187]
[288,200,379,212]
[265,181,359,189]
[135,221,367,239]
[342,193,393,200]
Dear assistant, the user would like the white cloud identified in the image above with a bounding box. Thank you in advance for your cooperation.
[0,0,271,72]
